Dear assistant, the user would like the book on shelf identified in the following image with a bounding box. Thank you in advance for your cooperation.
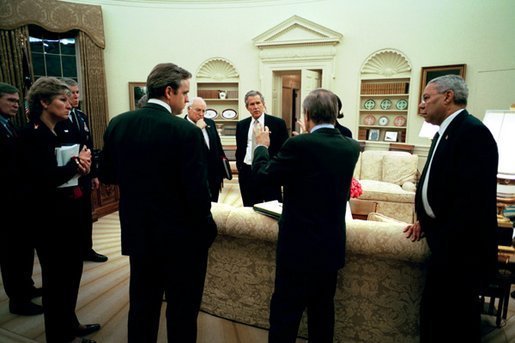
[253,200,282,220]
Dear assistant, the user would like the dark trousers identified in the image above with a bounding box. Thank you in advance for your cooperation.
[79,185,93,254]
[268,265,338,343]
[0,220,36,304]
[420,262,481,343]
[37,194,85,343]
[128,245,209,343]
[238,164,282,207]
[208,178,220,203]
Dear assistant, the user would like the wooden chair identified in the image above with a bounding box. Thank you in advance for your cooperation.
[349,199,378,220]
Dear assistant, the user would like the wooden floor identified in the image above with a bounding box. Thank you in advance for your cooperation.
[0,180,514,342]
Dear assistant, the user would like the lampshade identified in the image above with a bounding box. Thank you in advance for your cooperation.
[418,121,439,139]
[483,110,515,179]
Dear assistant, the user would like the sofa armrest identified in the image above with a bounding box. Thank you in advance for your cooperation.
[346,220,429,263]
[211,202,279,242]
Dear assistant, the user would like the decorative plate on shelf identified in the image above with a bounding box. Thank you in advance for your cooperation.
[380,99,392,110]
[393,115,407,127]
[221,108,237,119]
[205,109,218,119]
[363,99,376,110]
[396,99,408,110]
[363,114,376,125]
[378,116,389,126]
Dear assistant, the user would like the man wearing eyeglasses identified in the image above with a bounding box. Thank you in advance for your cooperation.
[404,74,498,342]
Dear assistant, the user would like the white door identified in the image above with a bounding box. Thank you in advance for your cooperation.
[300,69,322,113]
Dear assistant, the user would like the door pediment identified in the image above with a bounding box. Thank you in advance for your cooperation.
[253,15,342,47]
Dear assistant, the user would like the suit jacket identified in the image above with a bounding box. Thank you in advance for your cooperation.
[100,103,217,257]
[184,116,227,192]
[253,128,360,271]
[415,110,498,285]
[235,114,288,171]
[0,119,20,218]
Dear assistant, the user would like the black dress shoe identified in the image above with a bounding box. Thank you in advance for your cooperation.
[31,287,43,298]
[74,323,101,336]
[9,301,43,316]
[83,250,108,263]
[81,339,96,343]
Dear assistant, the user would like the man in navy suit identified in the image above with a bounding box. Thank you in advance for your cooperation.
[0,82,43,316]
[253,88,360,342]
[185,97,228,202]
[236,90,288,206]
[100,63,217,343]
[404,75,498,342]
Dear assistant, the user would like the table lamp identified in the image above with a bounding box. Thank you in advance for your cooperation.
[483,110,515,245]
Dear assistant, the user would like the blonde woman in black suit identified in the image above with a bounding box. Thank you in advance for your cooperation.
[100,63,216,343]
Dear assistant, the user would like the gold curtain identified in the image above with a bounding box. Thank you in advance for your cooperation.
[78,31,108,150]
[0,26,31,127]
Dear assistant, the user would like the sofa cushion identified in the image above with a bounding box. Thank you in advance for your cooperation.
[353,152,362,179]
[359,180,415,203]
[359,150,386,180]
[382,152,418,185]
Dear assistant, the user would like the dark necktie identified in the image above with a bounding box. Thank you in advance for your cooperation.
[416,131,440,211]
[71,109,81,131]
[4,120,17,137]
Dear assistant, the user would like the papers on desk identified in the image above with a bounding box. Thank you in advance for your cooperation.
[253,200,282,220]
[55,144,80,188]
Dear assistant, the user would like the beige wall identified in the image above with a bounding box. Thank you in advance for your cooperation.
[67,0,515,148]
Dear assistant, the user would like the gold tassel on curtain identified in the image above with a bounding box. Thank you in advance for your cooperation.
[77,31,109,150]
[0,26,31,127]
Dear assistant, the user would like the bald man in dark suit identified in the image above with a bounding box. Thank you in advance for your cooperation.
[405,75,498,342]
[253,89,360,342]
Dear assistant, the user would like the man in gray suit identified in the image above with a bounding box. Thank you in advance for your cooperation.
[100,63,217,343]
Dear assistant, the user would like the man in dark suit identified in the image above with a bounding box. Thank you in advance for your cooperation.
[404,75,498,342]
[55,78,108,263]
[0,82,43,316]
[100,63,217,343]
[236,90,288,206]
[253,88,360,342]
[185,97,228,202]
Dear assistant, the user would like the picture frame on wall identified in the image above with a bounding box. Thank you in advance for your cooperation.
[368,129,380,141]
[419,64,466,114]
[129,82,147,110]
[384,131,398,142]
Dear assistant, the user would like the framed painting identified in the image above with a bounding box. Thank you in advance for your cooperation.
[419,64,466,113]
[129,82,147,110]
[368,129,380,141]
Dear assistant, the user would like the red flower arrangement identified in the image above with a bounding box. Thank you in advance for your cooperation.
[350,178,363,199]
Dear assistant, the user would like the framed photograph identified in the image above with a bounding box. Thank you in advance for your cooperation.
[384,131,398,142]
[368,129,380,141]
[129,82,147,110]
[419,64,466,113]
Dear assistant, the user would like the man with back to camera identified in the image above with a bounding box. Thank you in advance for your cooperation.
[404,74,498,342]
[0,82,43,316]
[55,78,108,263]
[185,96,228,202]
[235,90,288,206]
[100,63,217,343]
[252,88,360,342]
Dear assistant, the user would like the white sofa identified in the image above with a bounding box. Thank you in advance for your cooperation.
[202,203,429,343]
[354,150,419,223]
